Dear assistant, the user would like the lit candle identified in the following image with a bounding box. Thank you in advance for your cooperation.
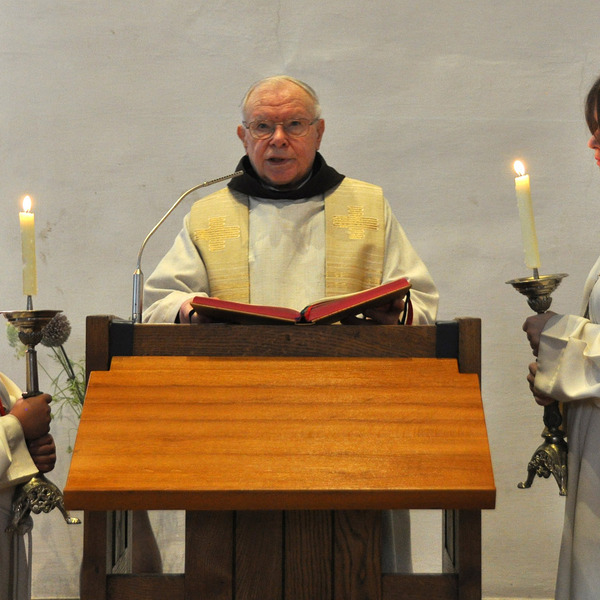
[513,160,541,272]
[19,195,37,296]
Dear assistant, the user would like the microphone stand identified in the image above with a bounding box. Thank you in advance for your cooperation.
[132,170,243,323]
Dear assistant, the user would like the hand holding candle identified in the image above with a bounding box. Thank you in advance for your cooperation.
[514,160,541,274]
[19,195,37,297]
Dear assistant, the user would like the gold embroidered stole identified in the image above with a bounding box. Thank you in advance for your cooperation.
[324,178,384,295]
[188,178,384,301]
[189,189,250,302]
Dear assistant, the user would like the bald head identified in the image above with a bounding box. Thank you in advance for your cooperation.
[241,76,321,121]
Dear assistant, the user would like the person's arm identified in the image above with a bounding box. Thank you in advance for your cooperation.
[0,415,38,489]
[379,199,438,324]
[143,214,211,323]
[522,311,558,356]
[6,395,56,478]
[526,312,600,404]
[0,375,51,488]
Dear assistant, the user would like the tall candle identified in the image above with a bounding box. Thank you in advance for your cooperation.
[513,161,541,270]
[19,195,37,296]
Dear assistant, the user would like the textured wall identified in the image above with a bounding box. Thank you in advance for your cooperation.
[2,2,599,597]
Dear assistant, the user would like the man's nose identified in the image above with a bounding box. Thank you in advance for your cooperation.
[270,124,288,145]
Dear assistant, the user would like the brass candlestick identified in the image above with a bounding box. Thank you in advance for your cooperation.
[506,272,568,496]
[1,308,81,531]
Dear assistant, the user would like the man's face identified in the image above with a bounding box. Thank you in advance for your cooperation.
[237,82,325,189]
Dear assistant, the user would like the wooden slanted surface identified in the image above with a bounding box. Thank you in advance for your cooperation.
[65,355,493,511]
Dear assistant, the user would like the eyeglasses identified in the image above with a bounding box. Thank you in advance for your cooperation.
[243,117,319,140]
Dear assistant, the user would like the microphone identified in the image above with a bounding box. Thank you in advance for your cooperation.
[132,170,243,322]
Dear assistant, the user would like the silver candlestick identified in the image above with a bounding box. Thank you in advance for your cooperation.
[506,272,569,496]
[1,308,81,531]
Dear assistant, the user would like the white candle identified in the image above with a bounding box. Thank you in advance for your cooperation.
[19,195,37,296]
[513,161,541,270]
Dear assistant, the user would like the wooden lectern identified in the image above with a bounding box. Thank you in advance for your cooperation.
[64,317,495,600]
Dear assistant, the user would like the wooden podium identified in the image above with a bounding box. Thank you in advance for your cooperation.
[64,317,495,600]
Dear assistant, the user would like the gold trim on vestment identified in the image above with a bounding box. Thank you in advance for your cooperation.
[189,178,385,301]
[194,217,241,252]
[332,205,380,239]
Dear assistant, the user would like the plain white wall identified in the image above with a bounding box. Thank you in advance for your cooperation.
[2,2,600,597]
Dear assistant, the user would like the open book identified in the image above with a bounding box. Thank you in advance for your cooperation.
[190,277,411,325]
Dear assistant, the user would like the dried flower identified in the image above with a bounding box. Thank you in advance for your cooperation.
[41,313,71,348]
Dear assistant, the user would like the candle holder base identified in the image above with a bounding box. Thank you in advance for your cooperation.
[517,402,568,496]
[506,272,569,496]
[7,474,81,534]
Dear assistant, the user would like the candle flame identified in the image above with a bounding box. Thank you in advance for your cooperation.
[22,195,32,213]
[514,160,526,177]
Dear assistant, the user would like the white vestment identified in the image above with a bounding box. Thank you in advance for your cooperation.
[536,254,600,600]
[143,192,438,324]
[0,374,37,600]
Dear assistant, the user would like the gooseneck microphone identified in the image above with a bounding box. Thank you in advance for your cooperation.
[131,170,243,322]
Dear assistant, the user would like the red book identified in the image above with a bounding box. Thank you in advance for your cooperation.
[190,277,411,325]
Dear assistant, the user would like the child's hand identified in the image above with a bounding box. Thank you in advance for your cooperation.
[10,393,52,440]
[27,433,56,473]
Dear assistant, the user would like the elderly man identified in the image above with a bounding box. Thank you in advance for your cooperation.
[142,76,439,573]
[143,75,438,326]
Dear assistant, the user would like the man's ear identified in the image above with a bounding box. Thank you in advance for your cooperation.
[315,119,325,150]
[237,125,248,150]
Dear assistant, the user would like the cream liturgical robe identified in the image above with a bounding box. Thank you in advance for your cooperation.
[143,179,438,324]
[0,373,37,600]
[535,254,600,600]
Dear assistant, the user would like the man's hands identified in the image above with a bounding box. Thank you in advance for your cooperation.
[179,300,215,324]
[9,392,56,473]
[364,297,406,324]
[179,296,406,325]
[341,298,406,325]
